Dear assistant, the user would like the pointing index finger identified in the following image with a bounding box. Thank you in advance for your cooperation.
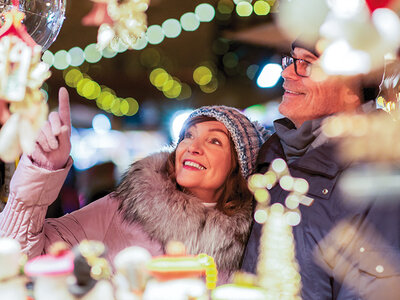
[58,87,71,134]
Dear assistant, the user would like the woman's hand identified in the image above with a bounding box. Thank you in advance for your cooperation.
[29,87,72,170]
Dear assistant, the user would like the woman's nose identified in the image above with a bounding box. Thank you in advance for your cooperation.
[187,139,203,155]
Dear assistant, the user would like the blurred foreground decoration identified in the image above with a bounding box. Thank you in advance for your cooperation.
[277,0,400,75]
[0,0,66,51]
[322,56,400,201]
[82,0,150,51]
[315,220,400,300]
[212,159,311,299]
[0,9,50,162]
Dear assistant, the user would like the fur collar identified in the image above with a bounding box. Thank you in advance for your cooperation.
[114,152,252,273]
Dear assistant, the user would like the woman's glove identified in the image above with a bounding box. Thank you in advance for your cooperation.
[29,87,72,170]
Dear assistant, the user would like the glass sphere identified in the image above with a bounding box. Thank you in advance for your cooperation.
[0,0,66,50]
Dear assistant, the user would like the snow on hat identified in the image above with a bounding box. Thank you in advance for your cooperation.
[179,105,270,179]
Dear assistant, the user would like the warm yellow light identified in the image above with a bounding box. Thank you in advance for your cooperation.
[236,2,253,17]
[150,68,166,85]
[125,97,139,116]
[193,66,212,85]
[64,69,83,88]
[254,0,270,15]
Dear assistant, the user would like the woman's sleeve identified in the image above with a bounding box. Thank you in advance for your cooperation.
[0,154,76,258]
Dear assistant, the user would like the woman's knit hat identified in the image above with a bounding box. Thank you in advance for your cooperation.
[178,105,270,179]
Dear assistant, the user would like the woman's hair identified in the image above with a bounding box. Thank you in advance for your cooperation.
[165,115,253,215]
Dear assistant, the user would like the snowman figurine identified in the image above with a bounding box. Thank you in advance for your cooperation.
[0,237,27,300]
[24,242,75,300]
[113,246,152,300]
[68,240,114,300]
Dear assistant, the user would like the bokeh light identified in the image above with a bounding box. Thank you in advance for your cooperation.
[254,0,271,15]
[92,114,111,133]
[223,52,239,68]
[68,47,85,67]
[217,0,234,14]
[42,50,54,67]
[64,68,83,88]
[140,48,161,68]
[171,110,193,142]
[84,44,102,64]
[146,25,165,45]
[236,1,253,17]
[53,50,71,70]
[193,66,213,85]
[180,12,201,31]
[162,19,182,38]
[256,63,282,88]
[195,3,216,22]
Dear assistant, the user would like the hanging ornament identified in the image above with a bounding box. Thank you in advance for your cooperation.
[365,0,393,13]
[82,0,150,51]
[0,9,50,162]
[82,0,113,26]
[0,0,66,51]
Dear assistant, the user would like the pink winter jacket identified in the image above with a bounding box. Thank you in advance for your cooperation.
[0,155,164,261]
[0,152,253,282]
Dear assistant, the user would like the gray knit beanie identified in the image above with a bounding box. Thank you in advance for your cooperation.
[178,105,270,179]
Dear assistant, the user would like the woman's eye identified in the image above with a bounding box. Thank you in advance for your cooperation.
[210,138,221,145]
[184,131,193,139]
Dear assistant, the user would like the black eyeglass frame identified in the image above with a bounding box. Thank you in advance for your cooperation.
[281,55,313,78]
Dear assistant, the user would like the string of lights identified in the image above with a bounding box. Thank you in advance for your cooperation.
[47,0,276,117]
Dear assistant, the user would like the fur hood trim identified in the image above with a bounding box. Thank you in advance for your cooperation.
[114,152,252,272]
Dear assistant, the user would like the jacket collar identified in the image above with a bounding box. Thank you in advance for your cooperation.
[114,152,252,273]
[257,132,346,178]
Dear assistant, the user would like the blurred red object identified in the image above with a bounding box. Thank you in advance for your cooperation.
[0,100,10,125]
[82,1,113,26]
[365,0,393,12]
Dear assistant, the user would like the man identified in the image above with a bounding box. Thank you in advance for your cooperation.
[241,42,400,299]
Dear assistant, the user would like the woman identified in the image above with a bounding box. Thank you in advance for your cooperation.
[0,88,268,280]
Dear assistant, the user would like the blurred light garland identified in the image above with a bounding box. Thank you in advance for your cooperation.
[216,0,276,18]
[63,67,140,117]
[47,1,274,117]
[42,2,216,70]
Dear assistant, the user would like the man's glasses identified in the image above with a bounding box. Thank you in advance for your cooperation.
[281,55,312,77]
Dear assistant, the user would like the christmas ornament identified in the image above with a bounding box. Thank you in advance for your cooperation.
[24,242,75,300]
[0,9,50,162]
[0,0,66,51]
[68,240,114,300]
[82,0,113,26]
[0,237,27,300]
[143,241,216,300]
[365,0,393,13]
[113,246,152,300]
[82,0,150,51]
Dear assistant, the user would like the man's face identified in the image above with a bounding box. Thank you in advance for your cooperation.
[279,47,360,127]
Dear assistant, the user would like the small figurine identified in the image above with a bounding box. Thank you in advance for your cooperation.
[113,246,152,300]
[211,273,268,300]
[68,240,114,300]
[143,241,216,300]
[24,242,74,300]
[0,237,27,300]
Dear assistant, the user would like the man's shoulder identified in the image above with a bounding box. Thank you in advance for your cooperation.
[256,133,283,166]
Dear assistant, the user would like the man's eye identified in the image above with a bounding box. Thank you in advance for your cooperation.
[184,132,193,139]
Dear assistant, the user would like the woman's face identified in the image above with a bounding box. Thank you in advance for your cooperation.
[175,120,232,203]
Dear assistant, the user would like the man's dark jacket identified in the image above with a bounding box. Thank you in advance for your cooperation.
[241,125,400,300]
